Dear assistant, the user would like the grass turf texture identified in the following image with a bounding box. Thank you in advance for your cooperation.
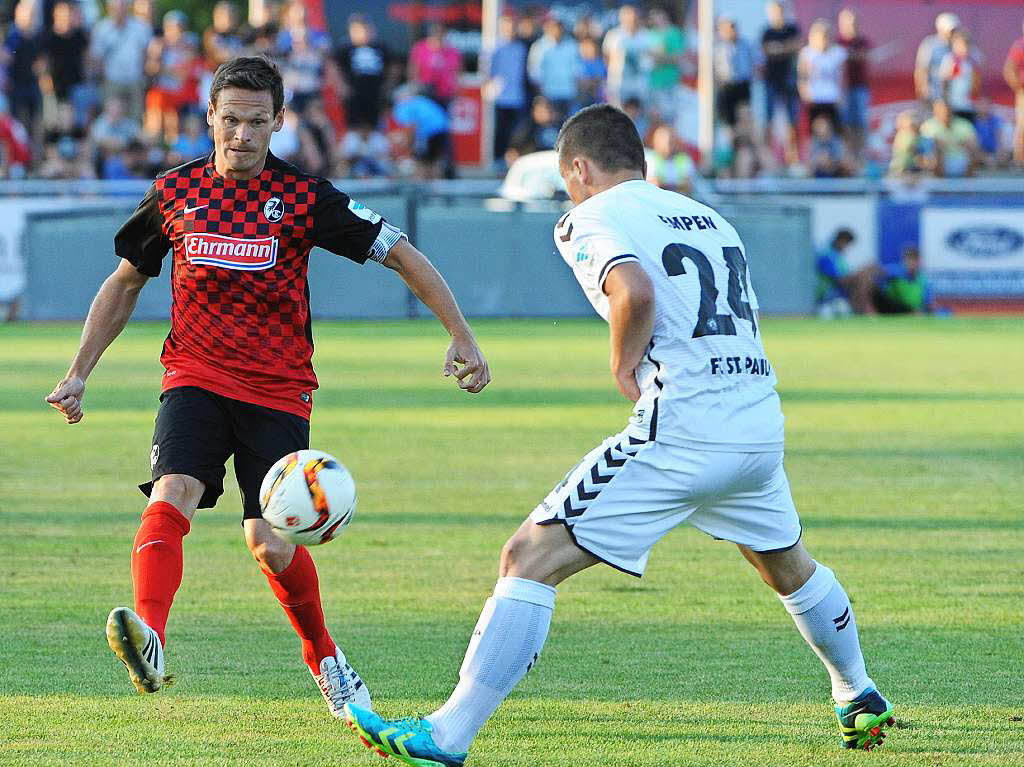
[1,317,1022,767]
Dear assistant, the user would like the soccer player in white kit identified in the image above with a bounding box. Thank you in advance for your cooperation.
[344,104,894,765]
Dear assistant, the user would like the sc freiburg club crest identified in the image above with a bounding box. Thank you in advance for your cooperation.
[263,196,284,222]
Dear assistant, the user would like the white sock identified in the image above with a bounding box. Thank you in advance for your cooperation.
[779,562,873,704]
[425,576,555,753]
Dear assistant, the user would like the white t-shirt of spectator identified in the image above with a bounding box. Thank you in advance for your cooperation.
[939,53,975,113]
[603,26,650,102]
[799,44,847,104]
[89,16,152,87]
[539,39,581,102]
[527,35,555,87]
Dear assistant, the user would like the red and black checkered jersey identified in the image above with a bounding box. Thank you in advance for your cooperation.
[115,152,404,419]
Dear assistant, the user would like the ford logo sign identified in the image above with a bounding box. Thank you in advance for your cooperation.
[946,226,1024,259]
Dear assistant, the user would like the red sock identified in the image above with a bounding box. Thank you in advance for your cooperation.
[131,501,190,646]
[263,546,336,674]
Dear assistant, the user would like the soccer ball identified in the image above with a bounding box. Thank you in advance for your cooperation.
[259,449,356,546]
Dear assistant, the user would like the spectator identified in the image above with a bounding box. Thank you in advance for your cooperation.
[133,0,158,35]
[888,110,928,177]
[646,123,693,194]
[89,0,152,121]
[713,17,754,130]
[279,19,329,114]
[816,228,880,316]
[88,95,139,172]
[939,28,979,125]
[300,97,338,176]
[798,19,846,136]
[505,95,560,167]
[42,2,90,129]
[914,12,959,104]
[269,106,319,171]
[534,18,579,117]
[143,11,198,144]
[603,5,649,107]
[875,245,932,314]
[167,111,212,166]
[203,1,245,69]
[516,14,541,103]
[276,2,330,59]
[408,23,461,107]
[484,14,528,163]
[268,104,300,159]
[336,14,390,131]
[5,1,43,138]
[621,96,649,144]
[391,83,450,179]
[808,114,848,178]
[573,14,602,45]
[973,97,1006,166]
[38,134,93,179]
[576,36,607,109]
[647,7,685,123]
[724,102,763,178]
[0,103,33,178]
[526,16,560,105]
[837,8,871,159]
[760,0,801,164]
[920,98,979,177]
[243,0,282,55]
[339,122,392,178]
[1004,20,1024,166]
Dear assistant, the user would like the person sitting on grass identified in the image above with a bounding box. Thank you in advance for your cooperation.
[875,245,933,315]
[816,227,880,316]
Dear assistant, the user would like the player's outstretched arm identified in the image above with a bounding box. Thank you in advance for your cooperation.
[382,238,491,393]
[45,259,149,424]
[605,262,655,403]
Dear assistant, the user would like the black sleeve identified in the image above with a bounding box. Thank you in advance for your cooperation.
[114,183,170,277]
[310,178,384,264]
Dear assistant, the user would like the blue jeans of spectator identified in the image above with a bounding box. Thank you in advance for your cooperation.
[764,82,799,127]
[844,86,870,130]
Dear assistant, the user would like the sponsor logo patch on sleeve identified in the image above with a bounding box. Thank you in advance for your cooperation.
[347,199,382,224]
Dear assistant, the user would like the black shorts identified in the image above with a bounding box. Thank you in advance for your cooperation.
[716,81,751,127]
[808,102,841,134]
[141,386,310,520]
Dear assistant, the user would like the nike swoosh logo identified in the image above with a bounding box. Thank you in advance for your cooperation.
[184,204,208,215]
[136,540,165,554]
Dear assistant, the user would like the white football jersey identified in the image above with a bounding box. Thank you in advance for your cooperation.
[554,179,784,451]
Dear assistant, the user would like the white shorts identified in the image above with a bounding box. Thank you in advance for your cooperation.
[529,429,801,576]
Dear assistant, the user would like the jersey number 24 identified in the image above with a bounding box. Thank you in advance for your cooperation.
[662,243,757,338]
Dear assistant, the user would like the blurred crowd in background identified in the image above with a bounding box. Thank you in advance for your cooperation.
[0,0,1022,182]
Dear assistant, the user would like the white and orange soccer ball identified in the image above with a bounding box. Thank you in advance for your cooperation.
[259,449,356,546]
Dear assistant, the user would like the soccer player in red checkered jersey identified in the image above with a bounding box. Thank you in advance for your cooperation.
[45,56,490,716]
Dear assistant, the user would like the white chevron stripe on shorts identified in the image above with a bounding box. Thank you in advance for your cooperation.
[531,430,648,525]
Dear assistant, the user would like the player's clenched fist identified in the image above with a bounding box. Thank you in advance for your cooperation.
[45,375,86,424]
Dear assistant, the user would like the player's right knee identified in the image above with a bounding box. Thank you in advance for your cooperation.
[499,531,536,578]
[151,474,204,514]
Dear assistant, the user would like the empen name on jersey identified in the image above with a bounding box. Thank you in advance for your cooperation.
[658,214,718,232]
[710,356,773,376]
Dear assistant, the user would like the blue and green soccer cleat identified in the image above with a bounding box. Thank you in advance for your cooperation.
[835,688,895,750]
[344,703,467,767]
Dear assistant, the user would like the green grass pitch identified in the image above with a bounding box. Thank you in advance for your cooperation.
[1,317,1022,766]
